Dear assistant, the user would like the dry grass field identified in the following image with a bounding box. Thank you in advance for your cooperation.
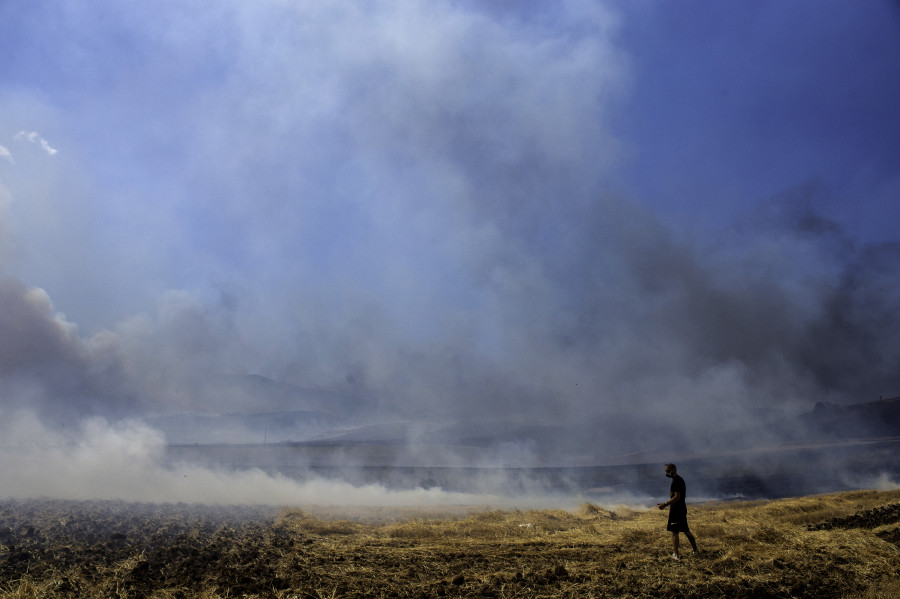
[0,489,898,598]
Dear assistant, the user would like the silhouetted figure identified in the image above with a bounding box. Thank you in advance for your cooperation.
[657,463,698,560]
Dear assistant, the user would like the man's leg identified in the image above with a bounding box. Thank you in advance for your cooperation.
[684,529,698,553]
[671,532,680,556]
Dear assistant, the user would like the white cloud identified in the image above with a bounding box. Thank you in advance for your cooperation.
[14,130,37,143]
[40,137,58,155]
[0,145,12,163]
[15,130,57,155]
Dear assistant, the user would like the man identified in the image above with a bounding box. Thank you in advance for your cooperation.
[657,463,698,560]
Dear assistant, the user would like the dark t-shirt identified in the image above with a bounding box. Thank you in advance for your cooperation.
[669,474,687,517]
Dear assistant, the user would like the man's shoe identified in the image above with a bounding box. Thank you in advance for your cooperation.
[671,553,680,560]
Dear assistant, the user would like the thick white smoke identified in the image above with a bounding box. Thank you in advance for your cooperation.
[0,411,514,506]
[0,1,898,503]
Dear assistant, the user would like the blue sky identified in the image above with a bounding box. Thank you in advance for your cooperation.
[616,1,900,240]
[0,0,898,436]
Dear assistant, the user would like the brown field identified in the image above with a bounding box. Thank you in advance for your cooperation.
[0,489,899,598]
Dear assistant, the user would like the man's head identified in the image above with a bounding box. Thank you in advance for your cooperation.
[665,463,677,478]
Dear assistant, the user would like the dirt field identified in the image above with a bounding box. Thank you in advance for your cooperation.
[0,489,899,598]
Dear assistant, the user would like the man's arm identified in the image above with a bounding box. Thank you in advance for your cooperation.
[657,490,681,510]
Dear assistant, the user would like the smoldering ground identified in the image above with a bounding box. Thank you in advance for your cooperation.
[0,1,899,504]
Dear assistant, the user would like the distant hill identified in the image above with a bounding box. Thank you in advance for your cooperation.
[152,381,900,474]
[798,396,900,440]
[210,374,366,416]
[149,374,367,444]
[149,410,340,445]
[157,391,900,498]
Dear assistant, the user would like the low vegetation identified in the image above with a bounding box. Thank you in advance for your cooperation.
[0,489,898,598]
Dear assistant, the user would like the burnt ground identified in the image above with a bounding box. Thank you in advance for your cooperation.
[0,501,282,597]
[807,502,900,531]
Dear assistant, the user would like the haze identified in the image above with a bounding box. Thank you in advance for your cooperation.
[1,1,899,503]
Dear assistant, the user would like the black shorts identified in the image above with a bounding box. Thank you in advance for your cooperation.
[666,509,690,533]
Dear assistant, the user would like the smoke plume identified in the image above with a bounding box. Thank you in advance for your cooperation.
[0,0,898,501]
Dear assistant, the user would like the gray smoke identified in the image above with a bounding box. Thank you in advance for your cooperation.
[2,188,896,451]
[0,1,898,496]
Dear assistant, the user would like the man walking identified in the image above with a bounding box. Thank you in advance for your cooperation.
[657,463,698,560]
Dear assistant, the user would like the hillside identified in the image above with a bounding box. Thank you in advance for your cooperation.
[158,390,900,500]
[156,378,900,456]
[798,395,900,440]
